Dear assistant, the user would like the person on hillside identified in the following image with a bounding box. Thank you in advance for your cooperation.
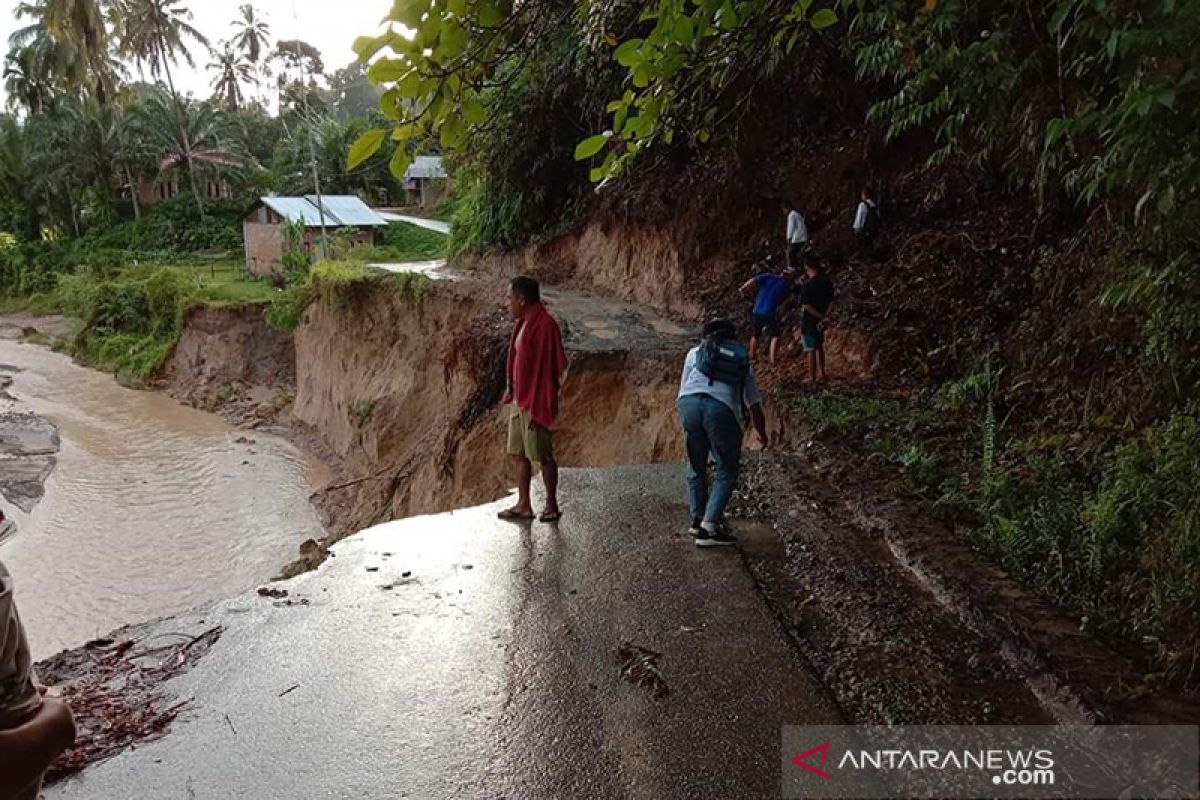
[798,255,835,382]
[498,276,569,524]
[853,189,879,254]
[783,200,809,270]
[676,320,768,548]
[1,559,76,800]
[738,266,798,365]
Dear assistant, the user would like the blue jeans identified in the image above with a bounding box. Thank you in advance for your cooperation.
[676,394,743,524]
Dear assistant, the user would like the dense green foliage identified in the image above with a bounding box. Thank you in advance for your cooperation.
[794,368,1200,688]
[33,260,274,383]
[1,2,424,248]
[352,0,837,184]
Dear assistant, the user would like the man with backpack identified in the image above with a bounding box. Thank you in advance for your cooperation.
[676,320,769,547]
[853,189,879,254]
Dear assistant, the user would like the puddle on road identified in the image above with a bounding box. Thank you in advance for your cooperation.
[732,520,787,563]
[581,319,620,340]
[0,340,325,659]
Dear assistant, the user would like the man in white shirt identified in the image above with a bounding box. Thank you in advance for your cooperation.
[783,200,809,270]
[853,189,878,254]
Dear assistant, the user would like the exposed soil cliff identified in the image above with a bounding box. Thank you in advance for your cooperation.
[160,276,695,546]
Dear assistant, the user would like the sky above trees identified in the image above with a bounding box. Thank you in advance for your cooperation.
[0,0,389,103]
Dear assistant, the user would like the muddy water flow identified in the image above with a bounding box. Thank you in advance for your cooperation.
[0,338,325,659]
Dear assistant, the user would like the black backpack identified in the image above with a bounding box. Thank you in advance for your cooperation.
[695,334,750,395]
[863,197,885,236]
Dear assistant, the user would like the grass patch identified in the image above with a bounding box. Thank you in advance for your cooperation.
[265,260,432,332]
[7,261,278,386]
[189,263,279,307]
[370,221,448,261]
[793,383,1200,692]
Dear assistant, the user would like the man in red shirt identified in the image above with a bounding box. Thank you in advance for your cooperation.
[498,276,568,523]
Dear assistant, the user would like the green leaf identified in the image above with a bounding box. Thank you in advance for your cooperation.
[380,88,403,120]
[391,122,421,141]
[389,0,426,28]
[436,22,467,60]
[674,17,696,45]
[389,146,413,179]
[463,96,487,125]
[398,70,424,99]
[368,58,409,83]
[478,0,503,27]
[810,8,837,29]
[614,39,644,67]
[353,34,392,62]
[716,2,739,29]
[347,129,387,169]
[439,115,465,149]
[574,133,611,160]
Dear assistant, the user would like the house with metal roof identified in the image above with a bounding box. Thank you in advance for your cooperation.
[242,195,388,276]
[402,156,451,209]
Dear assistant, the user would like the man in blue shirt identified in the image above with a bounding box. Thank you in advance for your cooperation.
[739,266,797,365]
[676,320,768,547]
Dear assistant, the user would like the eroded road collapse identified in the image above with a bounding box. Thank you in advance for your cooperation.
[46,466,839,800]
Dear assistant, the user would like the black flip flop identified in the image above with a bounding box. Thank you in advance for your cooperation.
[539,510,563,523]
[497,508,535,521]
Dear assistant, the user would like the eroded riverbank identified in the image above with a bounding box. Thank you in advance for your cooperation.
[0,329,326,659]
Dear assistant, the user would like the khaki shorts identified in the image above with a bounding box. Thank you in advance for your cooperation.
[506,407,555,464]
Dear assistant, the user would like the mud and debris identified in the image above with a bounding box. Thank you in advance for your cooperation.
[616,642,672,698]
[37,626,223,785]
[0,360,61,514]
[733,450,1200,724]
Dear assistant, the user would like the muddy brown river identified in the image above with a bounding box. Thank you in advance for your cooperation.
[0,338,325,659]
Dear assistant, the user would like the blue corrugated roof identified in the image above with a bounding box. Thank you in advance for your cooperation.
[261,196,329,226]
[259,195,387,227]
[305,195,388,227]
[405,156,447,180]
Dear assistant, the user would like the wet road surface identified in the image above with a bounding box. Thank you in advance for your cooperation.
[47,465,839,799]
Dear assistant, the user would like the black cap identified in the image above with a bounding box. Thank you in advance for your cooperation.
[702,319,737,339]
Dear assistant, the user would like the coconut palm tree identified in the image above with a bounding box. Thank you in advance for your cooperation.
[109,0,208,97]
[11,0,118,103]
[208,41,252,111]
[3,46,56,114]
[0,114,45,239]
[130,88,244,215]
[231,4,270,64]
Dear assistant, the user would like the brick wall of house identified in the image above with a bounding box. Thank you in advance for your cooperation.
[244,222,285,276]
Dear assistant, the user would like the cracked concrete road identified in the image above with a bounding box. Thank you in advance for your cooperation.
[47,465,838,800]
